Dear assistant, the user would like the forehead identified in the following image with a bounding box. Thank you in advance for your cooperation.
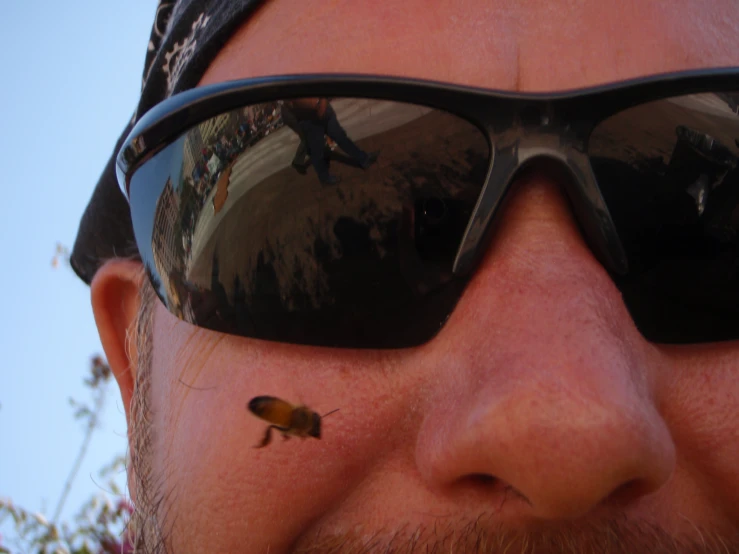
[199,0,739,91]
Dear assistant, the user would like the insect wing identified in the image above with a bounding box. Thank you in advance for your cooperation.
[247,396,294,428]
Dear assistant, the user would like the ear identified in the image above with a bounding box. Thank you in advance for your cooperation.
[90,260,146,503]
[91,259,145,423]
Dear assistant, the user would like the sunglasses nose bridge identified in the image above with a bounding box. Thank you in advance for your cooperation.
[452,133,629,277]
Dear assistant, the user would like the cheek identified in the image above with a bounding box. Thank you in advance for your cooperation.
[660,344,739,526]
[147,306,409,552]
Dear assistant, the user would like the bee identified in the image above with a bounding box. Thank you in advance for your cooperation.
[247,396,339,448]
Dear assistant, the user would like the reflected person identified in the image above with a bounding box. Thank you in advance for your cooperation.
[280,101,310,174]
[287,97,378,184]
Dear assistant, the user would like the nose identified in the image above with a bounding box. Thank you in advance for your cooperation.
[414,172,676,520]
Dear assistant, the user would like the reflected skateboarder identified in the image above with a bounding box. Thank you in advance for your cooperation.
[286,98,378,184]
[280,101,310,174]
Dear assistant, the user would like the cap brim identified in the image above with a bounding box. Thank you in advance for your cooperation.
[70,121,139,284]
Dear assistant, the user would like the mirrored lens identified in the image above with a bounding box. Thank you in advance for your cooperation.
[129,98,490,347]
[590,92,739,343]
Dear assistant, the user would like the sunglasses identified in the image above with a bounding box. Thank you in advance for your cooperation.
[118,70,739,348]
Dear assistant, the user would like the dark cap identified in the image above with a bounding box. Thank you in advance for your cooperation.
[71,0,264,284]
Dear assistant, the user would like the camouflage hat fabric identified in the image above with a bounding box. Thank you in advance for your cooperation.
[71,0,264,284]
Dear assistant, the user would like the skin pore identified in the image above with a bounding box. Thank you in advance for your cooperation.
[92,0,739,552]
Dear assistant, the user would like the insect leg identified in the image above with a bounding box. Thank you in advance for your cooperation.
[254,425,279,448]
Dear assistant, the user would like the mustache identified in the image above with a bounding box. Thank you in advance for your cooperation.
[291,515,739,554]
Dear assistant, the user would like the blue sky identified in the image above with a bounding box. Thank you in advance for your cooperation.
[0,0,157,539]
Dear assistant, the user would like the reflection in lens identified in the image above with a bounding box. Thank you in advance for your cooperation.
[129,98,490,347]
[590,92,739,343]
[421,197,448,225]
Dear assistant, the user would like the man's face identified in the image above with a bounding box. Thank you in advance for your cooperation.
[127,1,739,552]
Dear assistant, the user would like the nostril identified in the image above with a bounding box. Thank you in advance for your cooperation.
[463,474,533,507]
[606,479,651,507]
[468,473,496,486]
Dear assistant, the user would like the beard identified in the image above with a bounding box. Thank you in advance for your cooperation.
[128,505,739,554]
[291,515,739,554]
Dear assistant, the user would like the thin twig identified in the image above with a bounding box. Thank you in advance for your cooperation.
[52,380,108,524]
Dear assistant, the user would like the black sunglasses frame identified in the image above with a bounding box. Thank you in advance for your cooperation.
[118,67,739,284]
